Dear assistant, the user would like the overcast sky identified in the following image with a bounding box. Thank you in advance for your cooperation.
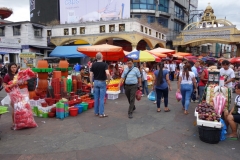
[1,0,240,29]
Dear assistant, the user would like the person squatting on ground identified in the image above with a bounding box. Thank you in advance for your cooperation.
[177,63,197,115]
[118,58,142,119]
[90,52,110,118]
[153,62,171,112]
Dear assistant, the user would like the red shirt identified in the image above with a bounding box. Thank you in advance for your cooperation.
[199,69,208,87]
[3,74,12,84]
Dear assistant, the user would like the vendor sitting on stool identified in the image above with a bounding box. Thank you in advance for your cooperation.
[227,83,240,139]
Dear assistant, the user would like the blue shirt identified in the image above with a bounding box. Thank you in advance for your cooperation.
[191,66,198,77]
[121,67,141,85]
[154,70,169,89]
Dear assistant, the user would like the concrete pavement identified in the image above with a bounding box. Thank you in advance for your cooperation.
[0,81,239,160]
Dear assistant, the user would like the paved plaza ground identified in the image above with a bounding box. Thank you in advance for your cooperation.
[0,82,239,160]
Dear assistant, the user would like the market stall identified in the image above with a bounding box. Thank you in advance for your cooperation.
[194,67,229,144]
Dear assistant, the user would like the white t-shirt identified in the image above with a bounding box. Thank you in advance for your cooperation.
[235,95,240,114]
[170,64,176,72]
[220,68,235,88]
[179,63,185,73]
[179,71,195,84]
[142,67,149,81]
[164,64,170,71]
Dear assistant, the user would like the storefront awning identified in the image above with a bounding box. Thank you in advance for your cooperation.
[50,46,88,58]
[29,45,53,50]
[32,24,44,29]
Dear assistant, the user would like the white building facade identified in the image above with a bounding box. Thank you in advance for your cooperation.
[0,21,50,64]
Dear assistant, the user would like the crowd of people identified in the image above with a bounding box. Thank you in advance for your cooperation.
[0,54,239,138]
[88,52,240,138]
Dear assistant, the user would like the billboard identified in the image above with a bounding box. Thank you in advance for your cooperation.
[30,0,60,24]
[60,0,130,24]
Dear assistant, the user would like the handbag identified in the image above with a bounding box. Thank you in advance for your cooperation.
[123,67,135,87]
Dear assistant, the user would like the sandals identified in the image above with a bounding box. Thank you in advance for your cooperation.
[184,111,189,115]
[95,114,99,116]
[157,109,161,112]
[99,114,108,118]
[164,109,171,112]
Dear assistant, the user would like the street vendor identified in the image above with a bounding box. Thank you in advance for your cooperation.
[112,63,121,79]
[77,68,88,85]
[3,62,18,130]
[227,83,240,139]
[220,60,235,126]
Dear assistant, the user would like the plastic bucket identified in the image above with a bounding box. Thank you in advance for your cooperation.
[86,100,94,109]
[69,107,78,116]
[81,102,88,111]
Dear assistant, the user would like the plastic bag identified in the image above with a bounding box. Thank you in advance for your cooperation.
[220,118,227,141]
[176,92,182,102]
[136,90,142,101]
[13,101,38,130]
[148,91,156,101]
[191,91,197,101]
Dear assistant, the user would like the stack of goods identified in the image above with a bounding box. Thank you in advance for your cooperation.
[107,79,121,88]
[206,85,230,110]
[35,60,50,96]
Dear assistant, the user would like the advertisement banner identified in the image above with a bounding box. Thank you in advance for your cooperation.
[0,38,21,49]
[60,0,130,24]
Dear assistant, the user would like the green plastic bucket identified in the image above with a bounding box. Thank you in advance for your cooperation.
[81,102,88,111]
[42,113,48,118]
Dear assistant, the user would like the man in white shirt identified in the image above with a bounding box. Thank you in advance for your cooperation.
[169,61,176,81]
[220,60,235,89]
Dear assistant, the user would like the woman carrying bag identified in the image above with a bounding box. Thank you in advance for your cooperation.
[177,63,197,115]
[153,62,171,112]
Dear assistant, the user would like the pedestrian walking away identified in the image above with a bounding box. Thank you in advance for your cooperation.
[177,63,197,115]
[118,58,142,119]
[90,52,111,118]
[141,62,149,96]
[153,62,171,112]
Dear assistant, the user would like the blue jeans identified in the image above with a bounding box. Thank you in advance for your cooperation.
[198,86,205,103]
[181,84,193,111]
[94,80,106,115]
[142,80,149,95]
[156,87,168,108]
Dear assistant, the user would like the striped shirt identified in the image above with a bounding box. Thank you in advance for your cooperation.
[121,67,141,85]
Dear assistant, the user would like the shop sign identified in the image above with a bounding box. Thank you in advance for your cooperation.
[20,53,36,58]
[0,37,21,48]
[0,48,21,53]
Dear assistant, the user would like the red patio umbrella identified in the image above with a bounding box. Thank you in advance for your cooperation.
[230,57,240,64]
[77,44,124,61]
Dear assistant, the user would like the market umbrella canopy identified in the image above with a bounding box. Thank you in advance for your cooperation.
[230,57,240,64]
[125,50,157,62]
[175,52,192,56]
[77,44,124,61]
[149,48,175,56]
